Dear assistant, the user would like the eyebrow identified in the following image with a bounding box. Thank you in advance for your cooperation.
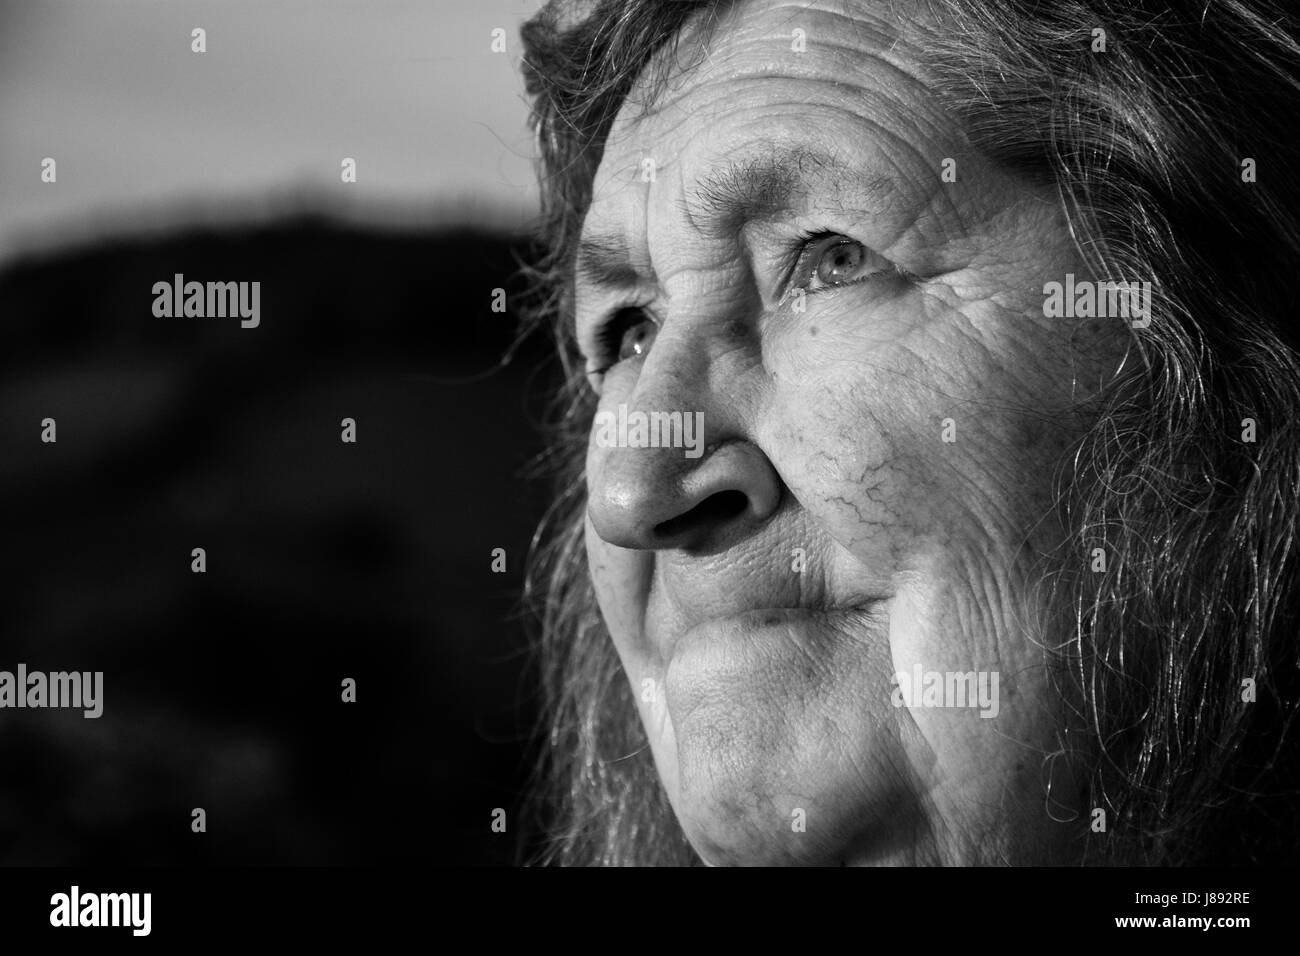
[574,234,643,292]
[575,144,892,291]
[682,144,837,236]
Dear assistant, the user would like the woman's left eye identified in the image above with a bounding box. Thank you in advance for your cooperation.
[792,233,890,293]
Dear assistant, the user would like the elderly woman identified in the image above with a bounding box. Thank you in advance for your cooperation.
[518,0,1300,866]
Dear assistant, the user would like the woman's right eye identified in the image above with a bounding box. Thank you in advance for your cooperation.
[592,306,658,373]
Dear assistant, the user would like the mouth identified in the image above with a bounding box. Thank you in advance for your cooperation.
[698,602,883,636]
[724,604,877,627]
[664,601,887,684]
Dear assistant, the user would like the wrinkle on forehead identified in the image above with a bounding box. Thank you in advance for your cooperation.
[591,0,950,222]
[627,0,931,122]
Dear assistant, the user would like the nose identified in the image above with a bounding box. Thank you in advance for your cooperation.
[589,435,782,552]
[585,274,783,552]
[586,332,783,555]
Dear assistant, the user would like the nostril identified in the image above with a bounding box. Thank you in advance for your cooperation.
[652,489,749,543]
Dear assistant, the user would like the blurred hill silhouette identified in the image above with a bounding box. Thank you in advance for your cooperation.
[0,218,556,865]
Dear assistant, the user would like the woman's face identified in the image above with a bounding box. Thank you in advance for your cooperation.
[575,0,1127,865]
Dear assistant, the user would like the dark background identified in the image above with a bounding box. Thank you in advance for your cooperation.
[0,221,556,865]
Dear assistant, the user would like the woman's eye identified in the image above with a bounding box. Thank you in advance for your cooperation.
[615,313,657,361]
[795,233,890,293]
[815,238,865,284]
[592,306,658,374]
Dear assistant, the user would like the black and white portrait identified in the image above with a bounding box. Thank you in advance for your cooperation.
[0,0,1295,933]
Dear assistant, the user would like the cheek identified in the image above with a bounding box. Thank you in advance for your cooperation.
[761,290,1076,566]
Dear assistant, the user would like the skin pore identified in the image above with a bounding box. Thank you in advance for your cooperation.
[575,0,1127,865]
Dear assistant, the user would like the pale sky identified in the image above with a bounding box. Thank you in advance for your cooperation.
[0,0,544,263]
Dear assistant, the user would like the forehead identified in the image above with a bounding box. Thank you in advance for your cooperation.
[580,0,960,269]
[614,0,928,127]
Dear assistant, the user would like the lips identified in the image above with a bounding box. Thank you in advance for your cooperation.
[654,553,884,616]
[647,557,887,653]
[662,602,887,712]
[694,602,880,633]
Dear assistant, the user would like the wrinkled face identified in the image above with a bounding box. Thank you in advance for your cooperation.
[575,0,1124,865]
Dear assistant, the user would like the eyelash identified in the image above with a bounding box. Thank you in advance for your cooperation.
[587,305,654,378]
[586,231,902,378]
[786,229,895,298]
